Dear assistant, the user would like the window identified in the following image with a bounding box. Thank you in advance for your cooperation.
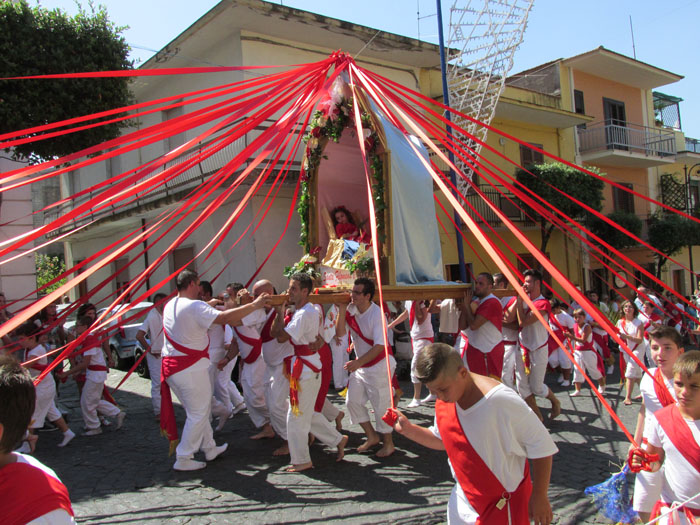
[114,258,130,301]
[573,90,585,115]
[171,246,196,275]
[162,103,185,152]
[445,263,474,283]
[613,183,635,213]
[689,183,700,212]
[519,143,544,167]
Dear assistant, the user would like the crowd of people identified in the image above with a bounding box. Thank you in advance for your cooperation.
[0,269,699,524]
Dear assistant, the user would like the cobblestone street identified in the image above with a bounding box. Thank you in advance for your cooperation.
[34,366,640,524]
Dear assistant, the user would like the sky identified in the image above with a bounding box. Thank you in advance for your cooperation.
[34,0,700,138]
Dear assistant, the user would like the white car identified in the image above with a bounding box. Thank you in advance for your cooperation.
[97,302,154,370]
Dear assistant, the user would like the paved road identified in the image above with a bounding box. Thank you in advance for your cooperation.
[33,364,640,524]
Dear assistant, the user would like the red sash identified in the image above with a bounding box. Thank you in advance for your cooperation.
[653,369,676,409]
[345,311,385,368]
[435,399,532,524]
[466,341,505,379]
[260,310,277,343]
[234,327,262,364]
[1,461,74,525]
[650,500,700,521]
[655,404,700,474]
[283,343,321,416]
[316,343,332,412]
[88,364,108,372]
[160,330,209,455]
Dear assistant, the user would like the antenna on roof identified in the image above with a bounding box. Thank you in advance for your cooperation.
[629,15,637,59]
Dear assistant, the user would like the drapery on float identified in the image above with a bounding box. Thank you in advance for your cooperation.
[0,51,696,504]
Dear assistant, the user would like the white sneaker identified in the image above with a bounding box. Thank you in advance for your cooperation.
[204,443,228,461]
[58,429,75,447]
[115,411,126,430]
[84,428,102,436]
[100,417,111,427]
[16,441,32,453]
[406,398,422,408]
[231,403,246,417]
[569,390,581,397]
[561,380,571,387]
[556,374,564,384]
[607,365,614,375]
[598,385,606,395]
[421,393,437,404]
[173,458,206,471]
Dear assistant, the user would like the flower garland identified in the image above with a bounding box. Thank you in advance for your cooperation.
[298,84,386,252]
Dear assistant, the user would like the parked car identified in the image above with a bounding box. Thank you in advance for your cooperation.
[56,303,78,333]
[97,302,153,370]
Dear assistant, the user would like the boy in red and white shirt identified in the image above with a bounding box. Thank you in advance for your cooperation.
[631,326,683,522]
[631,350,700,524]
[566,309,606,397]
[393,343,557,525]
[0,355,75,525]
[58,315,124,435]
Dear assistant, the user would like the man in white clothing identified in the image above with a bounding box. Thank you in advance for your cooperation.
[136,293,167,418]
[335,278,396,458]
[161,269,269,471]
[494,273,518,389]
[506,269,561,422]
[270,273,348,472]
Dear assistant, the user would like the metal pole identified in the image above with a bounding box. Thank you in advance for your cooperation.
[436,0,467,283]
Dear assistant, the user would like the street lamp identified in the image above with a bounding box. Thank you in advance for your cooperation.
[684,162,700,292]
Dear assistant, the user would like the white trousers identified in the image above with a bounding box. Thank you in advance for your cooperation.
[166,365,216,459]
[515,345,549,398]
[240,357,270,429]
[81,379,120,430]
[265,362,289,440]
[547,347,572,370]
[633,467,664,514]
[321,398,340,422]
[573,350,603,383]
[410,338,433,384]
[223,356,244,407]
[329,333,349,389]
[209,361,233,417]
[31,384,61,429]
[146,353,162,416]
[501,342,518,389]
[624,344,646,380]
[287,372,343,465]
[346,359,395,434]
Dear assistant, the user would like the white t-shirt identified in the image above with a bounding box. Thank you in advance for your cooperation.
[84,342,107,383]
[13,453,76,525]
[208,323,227,361]
[284,303,322,377]
[404,300,433,340]
[615,318,643,351]
[346,302,385,360]
[647,412,700,511]
[640,367,677,440]
[551,311,575,332]
[162,296,220,373]
[500,296,518,343]
[430,384,558,522]
[26,344,55,396]
[465,294,502,353]
[232,309,266,361]
[439,299,460,334]
[519,295,548,351]
[261,309,293,367]
[138,308,164,354]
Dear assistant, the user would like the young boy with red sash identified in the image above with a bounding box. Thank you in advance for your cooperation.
[631,326,683,522]
[270,273,348,473]
[160,270,269,471]
[566,309,606,397]
[335,277,396,458]
[0,355,75,525]
[507,269,561,421]
[630,350,700,524]
[59,315,125,435]
[459,272,504,379]
[547,299,573,388]
[388,298,436,407]
[231,288,274,441]
[392,343,557,524]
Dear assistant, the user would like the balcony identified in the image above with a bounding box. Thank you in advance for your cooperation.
[462,185,535,227]
[684,137,700,154]
[577,120,676,167]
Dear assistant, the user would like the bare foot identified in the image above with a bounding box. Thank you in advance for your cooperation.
[336,435,349,462]
[285,461,313,472]
[624,399,633,406]
[357,436,380,453]
[376,444,395,458]
[273,443,290,456]
[550,398,561,421]
[27,434,38,453]
[251,425,275,440]
[335,411,344,431]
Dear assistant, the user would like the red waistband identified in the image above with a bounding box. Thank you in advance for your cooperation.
[88,365,107,372]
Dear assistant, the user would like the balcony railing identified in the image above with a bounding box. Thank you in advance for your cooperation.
[577,120,676,158]
[684,137,700,154]
[462,186,535,226]
[44,119,300,237]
